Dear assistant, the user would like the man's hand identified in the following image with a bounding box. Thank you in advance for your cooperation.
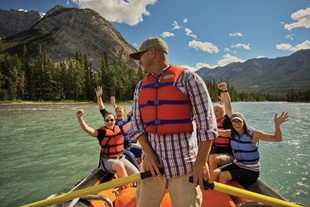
[190,160,210,189]
[218,82,227,91]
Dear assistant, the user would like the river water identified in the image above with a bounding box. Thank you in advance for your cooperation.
[0,102,309,206]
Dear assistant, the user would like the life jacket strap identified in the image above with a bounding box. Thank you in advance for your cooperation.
[144,118,192,126]
[141,81,175,89]
[139,100,190,108]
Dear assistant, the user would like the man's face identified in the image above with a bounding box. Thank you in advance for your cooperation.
[213,105,224,121]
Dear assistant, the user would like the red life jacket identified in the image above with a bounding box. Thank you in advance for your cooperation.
[138,66,193,135]
[213,118,230,147]
[99,125,124,158]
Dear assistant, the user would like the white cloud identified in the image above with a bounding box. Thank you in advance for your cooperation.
[284,7,310,31]
[276,43,293,51]
[172,21,182,30]
[188,40,219,53]
[217,54,245,67]
[183,18,188,23]
[229,32,243,37]
[180,64,198,72]
[256,56,265,59]
[231,43,251,50]
[71,0,157,26]
[224,48,230,52]
[180,63,216,72]
[161,32,174,38]
[195,62,216,69]
[276,40,310,52]
[285,34,295,40]
[184,28,197,39]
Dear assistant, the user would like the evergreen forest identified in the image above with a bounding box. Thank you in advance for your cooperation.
[1,42,309,103]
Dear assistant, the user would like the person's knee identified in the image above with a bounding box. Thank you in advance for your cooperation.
[209,154,218,165]
[208,154,213,162]
[113,160,125,171]
[210,168,221,181]
[219,172,231,184]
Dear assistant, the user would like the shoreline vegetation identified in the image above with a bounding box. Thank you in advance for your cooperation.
[0,100,134,105]
[0,100,95,105]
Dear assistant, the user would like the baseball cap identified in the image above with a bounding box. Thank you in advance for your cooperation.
[129,37,168,60]
[231,112,245,122]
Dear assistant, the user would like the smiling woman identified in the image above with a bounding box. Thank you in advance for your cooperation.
[75,108,139,188]
[211,111,289,188]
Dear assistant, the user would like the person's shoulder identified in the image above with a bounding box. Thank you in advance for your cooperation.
[135,79,143,90]
[180,67,201,79]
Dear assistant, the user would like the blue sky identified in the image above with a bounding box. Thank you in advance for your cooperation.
[1,0,310,71]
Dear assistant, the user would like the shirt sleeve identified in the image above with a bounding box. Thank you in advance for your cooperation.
[223,115,232,129]
[130,80,145,141]
[97,129,106,143]
[100,109,109,118]
[178,70,218,142]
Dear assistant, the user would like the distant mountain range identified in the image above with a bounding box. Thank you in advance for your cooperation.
[196,49,310,94]
[1,6,309,94]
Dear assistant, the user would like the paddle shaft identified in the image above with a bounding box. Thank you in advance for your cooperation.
[21,170,154,207]
[203,180,302,207]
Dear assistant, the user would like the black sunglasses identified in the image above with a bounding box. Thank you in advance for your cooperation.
[105,119,115,122]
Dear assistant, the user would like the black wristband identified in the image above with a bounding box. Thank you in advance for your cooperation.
[221,90,228,92]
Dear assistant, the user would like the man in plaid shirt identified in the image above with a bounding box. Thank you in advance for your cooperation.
[130,37,218,207]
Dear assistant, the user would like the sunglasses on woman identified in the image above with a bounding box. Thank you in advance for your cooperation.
[105,119,115,122]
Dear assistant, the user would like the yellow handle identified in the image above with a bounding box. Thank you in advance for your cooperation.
[213,181,302,207]
[21,173,141,207]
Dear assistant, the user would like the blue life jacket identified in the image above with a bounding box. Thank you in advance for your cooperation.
[231,127,260,165]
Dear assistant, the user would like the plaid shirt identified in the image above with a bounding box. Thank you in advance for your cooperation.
[131,66,218,178]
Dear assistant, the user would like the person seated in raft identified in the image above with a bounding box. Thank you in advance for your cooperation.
[210,112,289,188]
[110,95,142,163]
[208,82,234,173]
[95,86,141,170]
[76,109,139,188]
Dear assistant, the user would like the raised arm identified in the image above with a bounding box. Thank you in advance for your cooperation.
[218,82,232,117]
[252,112,289,143]
[96,86,104,110]
[110,96,117,109]
[76,109,98,137]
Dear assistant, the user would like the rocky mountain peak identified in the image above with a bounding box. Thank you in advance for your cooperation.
[2,6,139,71]
[0,9,42,37]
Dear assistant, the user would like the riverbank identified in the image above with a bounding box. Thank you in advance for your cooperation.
[0,100,133,105]
[0,101,95,105]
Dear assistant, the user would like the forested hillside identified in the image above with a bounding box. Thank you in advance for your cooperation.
[1,42,309,102]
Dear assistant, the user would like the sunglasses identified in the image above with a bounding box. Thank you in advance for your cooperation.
[105,119,115,122]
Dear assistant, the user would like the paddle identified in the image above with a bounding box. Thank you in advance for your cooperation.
[22,169,162,207]
[189,177,303,207]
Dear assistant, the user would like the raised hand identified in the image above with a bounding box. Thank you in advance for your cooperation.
[274,112,289,126]
[110,96,116,104]
[76,109,84,118]
[95,86,103,97]
[218,82,227,91]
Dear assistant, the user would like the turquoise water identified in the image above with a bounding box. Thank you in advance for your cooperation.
[0,102,309,206]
